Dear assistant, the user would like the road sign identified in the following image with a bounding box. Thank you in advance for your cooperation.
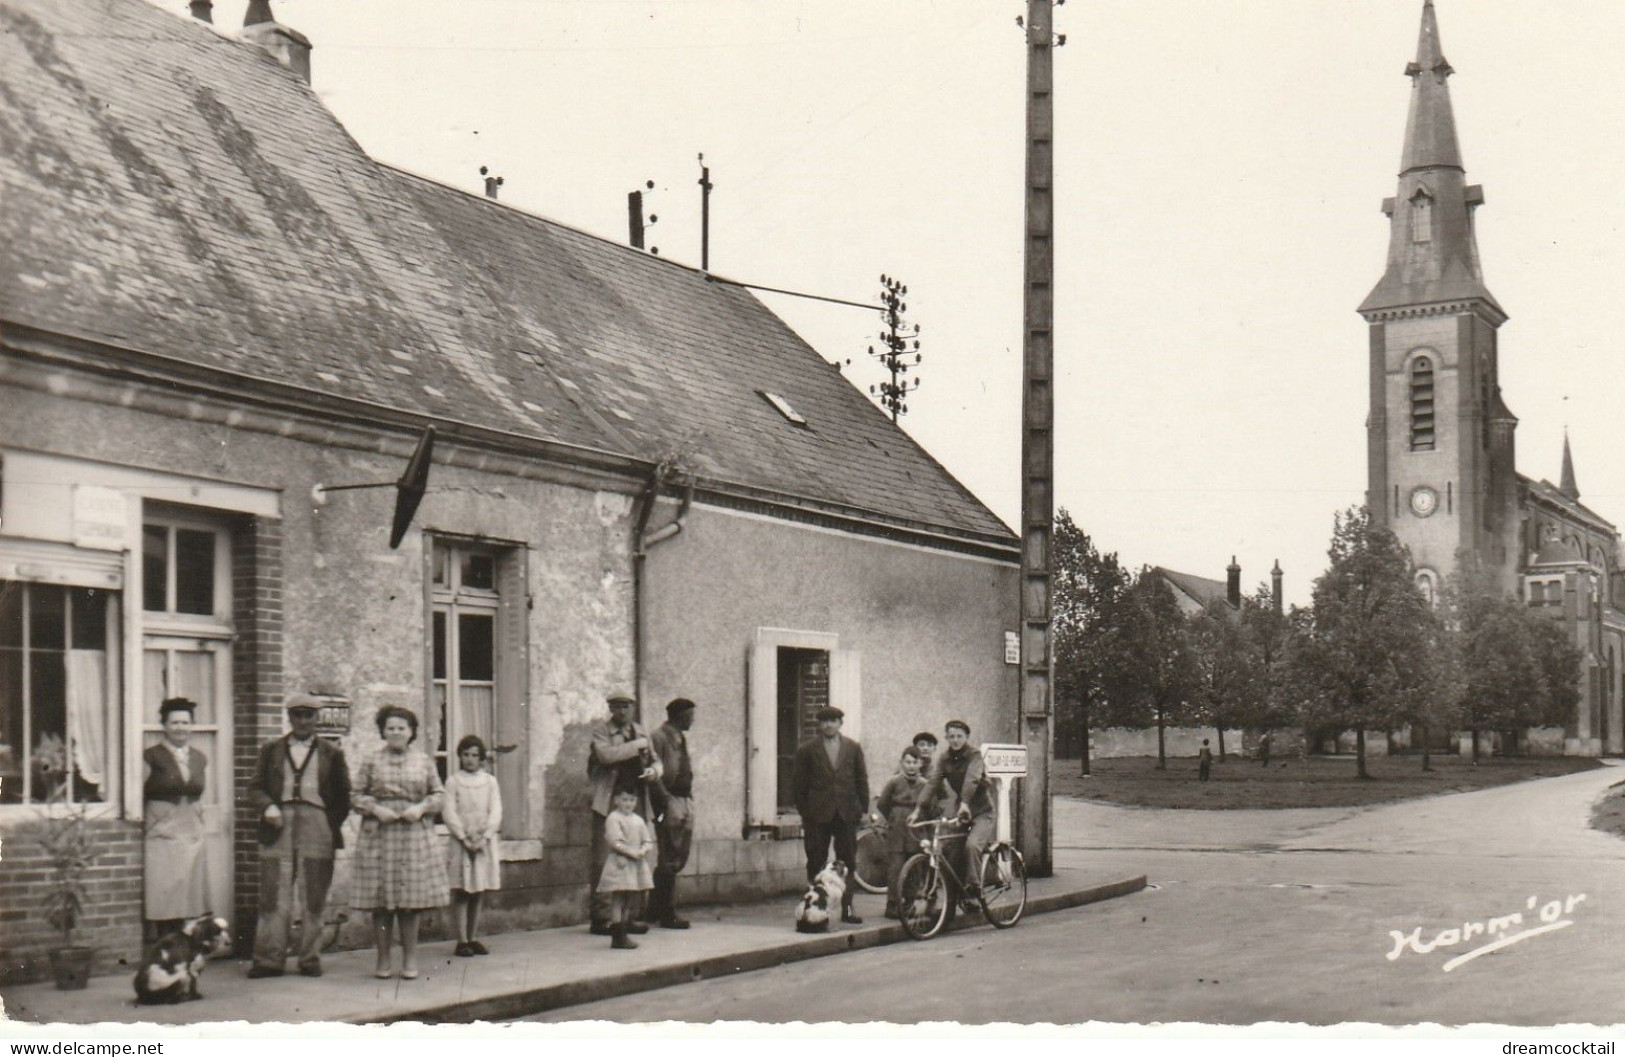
[982,743,1028,777]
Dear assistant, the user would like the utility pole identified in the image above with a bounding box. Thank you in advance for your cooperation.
[868,274,922,422]
[1018,0,1062,877]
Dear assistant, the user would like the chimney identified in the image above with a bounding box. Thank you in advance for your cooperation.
[1271,559,1284,615]
[242,0,312,85]
[188,0,213,23]
[480,167,504,200]
[628,190,646,249]
[1226,556,1241,609]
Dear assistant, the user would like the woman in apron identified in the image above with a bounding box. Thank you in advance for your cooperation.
[143,697,210,939]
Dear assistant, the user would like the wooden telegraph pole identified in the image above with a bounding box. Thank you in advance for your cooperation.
[1018,0,1060,876]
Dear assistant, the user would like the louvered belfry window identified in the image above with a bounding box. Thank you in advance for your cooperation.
[1410,357,1436,451]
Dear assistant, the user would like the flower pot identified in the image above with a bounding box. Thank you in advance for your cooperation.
[49,946,94,990]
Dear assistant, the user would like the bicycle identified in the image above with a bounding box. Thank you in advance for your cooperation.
[896,817,1027,940]
[851,813,892,895]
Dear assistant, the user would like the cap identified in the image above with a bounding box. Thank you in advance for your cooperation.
[606,692,636,707]
[815,706,844,722]
[285,693,322,714]
[159,697,197,720]
[666,697,697,717]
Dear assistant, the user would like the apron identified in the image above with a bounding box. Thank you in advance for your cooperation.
[144,798,209,919]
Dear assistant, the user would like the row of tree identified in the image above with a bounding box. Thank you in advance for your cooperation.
[1053,507,1582,778]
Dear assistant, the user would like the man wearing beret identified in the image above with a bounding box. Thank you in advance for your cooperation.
[248,693,351,978]
[647,697,697,929]
[587,692,657,935]
[791,706,868,924]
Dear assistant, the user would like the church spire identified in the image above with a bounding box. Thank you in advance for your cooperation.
[1560,432,1580,500]
[1359,1,1503,320]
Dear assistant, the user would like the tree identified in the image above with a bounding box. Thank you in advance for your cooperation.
[1187,598,1265,760]
[1051,510,1132,775]
[1119,571,1199,770]
[1527,615,1582,743]
[1285,507,1443,778]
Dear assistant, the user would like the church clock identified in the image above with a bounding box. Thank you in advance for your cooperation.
[1410,486,1439,518]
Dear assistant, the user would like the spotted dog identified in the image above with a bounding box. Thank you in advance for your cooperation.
[133,914,231,1004]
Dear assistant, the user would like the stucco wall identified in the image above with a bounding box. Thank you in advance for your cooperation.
[640,503,1020,899]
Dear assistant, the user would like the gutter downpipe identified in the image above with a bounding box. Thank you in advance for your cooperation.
[632,467,695,722]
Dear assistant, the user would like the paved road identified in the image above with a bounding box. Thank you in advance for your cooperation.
[527,764,1625,1025]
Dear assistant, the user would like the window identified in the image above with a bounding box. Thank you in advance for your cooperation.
[1414,569,1438,608]
[428,538,528,837]
[775,647,830,810]
[1411,192,1433,244]
[0,582,117,804]
[1409,357,1435,452]
[745,628,860,833]
[143,521,225,618]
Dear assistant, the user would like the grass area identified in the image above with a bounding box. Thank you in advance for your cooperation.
[1053,753,1601,810]
[1587,778,1625,841]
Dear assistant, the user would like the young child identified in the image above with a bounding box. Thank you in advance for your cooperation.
[876,747,927,919]
[443,734,503,957]
[599,785,654,949]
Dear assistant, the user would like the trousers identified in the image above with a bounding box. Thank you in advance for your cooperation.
[647,797,694,922]
[252,804,335,971]
[802,817,858,910]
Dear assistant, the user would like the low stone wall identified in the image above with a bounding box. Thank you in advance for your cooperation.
[1089,727,1246,759]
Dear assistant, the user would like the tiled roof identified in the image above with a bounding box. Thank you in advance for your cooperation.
[1151,567,1235,612]
[1521,475,1617,536]
[0,0,1013,547]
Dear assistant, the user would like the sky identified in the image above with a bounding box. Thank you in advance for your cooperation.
[160,0,1625,606]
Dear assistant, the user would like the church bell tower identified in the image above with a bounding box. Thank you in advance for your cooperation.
[1359,0,1519,596]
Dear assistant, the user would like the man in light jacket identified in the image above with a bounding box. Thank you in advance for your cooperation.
[587,692,656,935]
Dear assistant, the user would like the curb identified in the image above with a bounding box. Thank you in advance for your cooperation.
[353,874,1147,1024]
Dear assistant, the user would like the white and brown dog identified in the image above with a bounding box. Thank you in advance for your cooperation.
[794,862,848,934]
[133,914,231,1005]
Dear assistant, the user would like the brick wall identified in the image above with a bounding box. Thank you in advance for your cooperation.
[231,516,283,953]
[0,817,143,985]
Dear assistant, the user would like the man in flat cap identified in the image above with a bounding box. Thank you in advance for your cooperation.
[791,706,868,924]
[587,692,657,935]
[248,693,351,978]
[647,698,697,929]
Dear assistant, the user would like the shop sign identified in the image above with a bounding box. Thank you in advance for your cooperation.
[72,485,126,551]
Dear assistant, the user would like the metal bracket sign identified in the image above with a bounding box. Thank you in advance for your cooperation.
[981,742,1027,843]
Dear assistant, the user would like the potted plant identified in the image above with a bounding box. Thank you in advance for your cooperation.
[34,734,97,990]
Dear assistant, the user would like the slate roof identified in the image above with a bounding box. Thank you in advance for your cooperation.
[1150,567,1236,614]
[0,0,1013,548]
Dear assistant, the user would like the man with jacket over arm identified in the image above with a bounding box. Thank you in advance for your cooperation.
[647,697,697,929]
[791,706,868,924]
[587,692,657,935]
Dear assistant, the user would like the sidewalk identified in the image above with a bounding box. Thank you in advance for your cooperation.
[1,869,1144,1026]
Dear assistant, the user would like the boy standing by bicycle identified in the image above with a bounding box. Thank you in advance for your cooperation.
[910,720,994,910]
[876,747,927,919]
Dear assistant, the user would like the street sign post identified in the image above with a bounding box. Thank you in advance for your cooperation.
[981,742,1028,844]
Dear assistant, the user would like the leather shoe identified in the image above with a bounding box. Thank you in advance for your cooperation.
[454,942,474,957]
[246,966,284,979]
[298,963,323,978]
[588,920,613,936]
[841,911,863,925]
[658,916,691,930]
[468,941,489,955]
[626,921,649,935]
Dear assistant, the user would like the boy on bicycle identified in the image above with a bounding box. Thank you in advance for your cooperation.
[909,720,994,910]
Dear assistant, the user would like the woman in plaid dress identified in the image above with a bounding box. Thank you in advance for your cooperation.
[351,706,448,979]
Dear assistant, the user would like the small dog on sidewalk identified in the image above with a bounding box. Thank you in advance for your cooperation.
[793,862,848,934]
[133,914,231,1005]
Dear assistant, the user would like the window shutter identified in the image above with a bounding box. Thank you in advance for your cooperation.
[746,635,776,829]
[495,547,530,837]
[831,648,862,744]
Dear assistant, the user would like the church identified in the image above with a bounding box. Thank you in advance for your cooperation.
[1361,1,1625,755]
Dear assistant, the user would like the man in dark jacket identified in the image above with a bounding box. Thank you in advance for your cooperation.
[248,693,351,978]
[791,706,868,924]
[647,697,697,929]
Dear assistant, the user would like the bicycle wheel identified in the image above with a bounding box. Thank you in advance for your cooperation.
[977,844,1027,929]
[851,826,891,894]
[897,853,949,940]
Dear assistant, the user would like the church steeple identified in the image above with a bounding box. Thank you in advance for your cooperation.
[1561,433,1580,500]
[1359,0,1503,320]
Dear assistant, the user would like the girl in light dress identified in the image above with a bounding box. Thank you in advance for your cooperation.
[598,785,654,949]
[443,734,503,957]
